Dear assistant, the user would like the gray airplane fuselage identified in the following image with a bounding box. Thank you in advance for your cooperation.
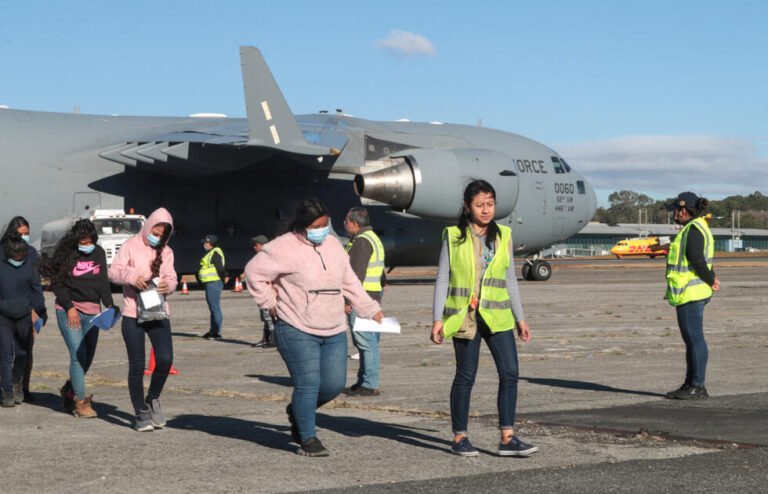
[0,107,596,274]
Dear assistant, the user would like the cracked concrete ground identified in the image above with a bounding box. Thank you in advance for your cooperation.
[2,257,766,493]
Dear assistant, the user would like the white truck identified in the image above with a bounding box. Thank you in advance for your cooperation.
[40,209,146,266]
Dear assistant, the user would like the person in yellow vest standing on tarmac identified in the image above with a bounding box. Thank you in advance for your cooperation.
[430,179,538,458]
[663,192,720,400]
[342,207,386,396]
[198,234,228,340]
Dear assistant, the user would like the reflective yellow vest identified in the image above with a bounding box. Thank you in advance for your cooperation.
[346,230,385,292]
[198,247,225,283]
[442,225,516,338]
[665,217,714,306]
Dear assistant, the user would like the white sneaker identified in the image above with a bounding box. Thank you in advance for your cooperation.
[349,353,360,360]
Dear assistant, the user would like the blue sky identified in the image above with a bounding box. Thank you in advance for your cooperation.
[2,1,766,206]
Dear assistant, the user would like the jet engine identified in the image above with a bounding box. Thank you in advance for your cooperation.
[354,148,520,221]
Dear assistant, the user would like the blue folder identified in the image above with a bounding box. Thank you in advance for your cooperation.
[92,307,121,330]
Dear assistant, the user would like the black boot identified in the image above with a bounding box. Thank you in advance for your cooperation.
[12,382,23,404]
[1,389,14,408]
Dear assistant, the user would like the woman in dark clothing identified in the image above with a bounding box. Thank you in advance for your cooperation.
[43,220,115,417]
[0,234,47,408]
[1,216,42,402]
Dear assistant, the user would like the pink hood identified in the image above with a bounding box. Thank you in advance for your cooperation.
[108,208,178,318]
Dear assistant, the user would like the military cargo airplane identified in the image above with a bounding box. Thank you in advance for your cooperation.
[0,46,596,281]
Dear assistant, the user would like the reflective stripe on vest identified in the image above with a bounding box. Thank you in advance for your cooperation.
[665,217,714,306]
[345,230,385,292]
[198,247,224,283]
[442,225,516,338]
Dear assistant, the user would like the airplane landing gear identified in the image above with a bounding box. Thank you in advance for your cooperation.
[522,255,552,281]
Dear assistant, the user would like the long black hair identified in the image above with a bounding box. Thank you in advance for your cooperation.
[289,198,329,233]
[687,197,710,219]
[42,219,98,284]
[2,216,30,242]
[3,233,28,260]
[456,179,500,250]
[149,222,172,278]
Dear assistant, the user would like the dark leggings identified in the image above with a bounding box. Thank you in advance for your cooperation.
[0,315,32,393]
[121,317,173,414]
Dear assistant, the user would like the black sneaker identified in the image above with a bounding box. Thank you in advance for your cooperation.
[671,385,709,400]
[201,332,214,339]
[299,437,330,457]
[344,386,380,397]
[60,381,75,414]
[1,390,14,408]
[451,437,479,457]
[12,382,23,404]
[665,383,691,399]
[286,404,301,444]
[498,436,539,457]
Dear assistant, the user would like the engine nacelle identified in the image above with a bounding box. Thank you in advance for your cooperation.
[354,148,520,221]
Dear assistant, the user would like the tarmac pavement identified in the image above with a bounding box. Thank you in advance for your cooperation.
[1,257,767,493]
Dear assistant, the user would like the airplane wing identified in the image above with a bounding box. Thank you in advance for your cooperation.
[97,46,341,178]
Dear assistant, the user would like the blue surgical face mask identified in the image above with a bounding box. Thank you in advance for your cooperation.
[78,244,96,254]
[147,233,161,247]
[306,226,330,245]
[21,235,30,244]
[8,258,25,268]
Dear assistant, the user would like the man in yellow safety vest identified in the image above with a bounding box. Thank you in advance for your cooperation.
[342,207,385,396]
[198,234,228,340]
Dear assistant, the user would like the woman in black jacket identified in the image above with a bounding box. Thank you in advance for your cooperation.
[0,234,47,408]
[43,220,115,417]
[1,216,41,402]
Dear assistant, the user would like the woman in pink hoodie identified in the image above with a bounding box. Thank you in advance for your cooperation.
[245,198,383,457]
[109,208,177,432]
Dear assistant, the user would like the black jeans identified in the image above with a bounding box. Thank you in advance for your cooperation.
[450,315,520,434]
[0,314,32,393]
[121,317,173,413]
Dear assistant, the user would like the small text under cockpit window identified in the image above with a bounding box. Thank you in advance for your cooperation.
[551,156,565,174]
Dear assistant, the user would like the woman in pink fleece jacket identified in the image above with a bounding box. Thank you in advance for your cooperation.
[245,198,383,457]
[109,208,177,432]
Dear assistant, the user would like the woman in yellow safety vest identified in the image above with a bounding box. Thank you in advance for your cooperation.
[430,179,537,458]
[663,192,720,400]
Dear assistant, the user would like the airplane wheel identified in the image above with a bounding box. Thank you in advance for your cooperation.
[521,262,532,280]
[531,261,552,281]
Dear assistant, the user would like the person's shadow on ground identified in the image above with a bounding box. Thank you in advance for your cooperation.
[521,376,666,398]
[245,374,293,387]
[167,411,450,453]
[24,391,138,427]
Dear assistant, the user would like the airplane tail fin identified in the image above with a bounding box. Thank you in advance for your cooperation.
[240,46,329,156]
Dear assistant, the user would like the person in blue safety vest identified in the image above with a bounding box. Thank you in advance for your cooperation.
[663,192,720,400]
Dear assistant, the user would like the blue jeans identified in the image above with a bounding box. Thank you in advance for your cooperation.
[205,280,224,336]
[56,309,99,399]
[675,300,709,387]
[274,320,347,441]
[348,310,381,389]
[0,314,32,393]
[122,317,173,414]
[450,316,519,435]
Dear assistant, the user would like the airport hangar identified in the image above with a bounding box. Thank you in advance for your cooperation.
[563,222,768,254]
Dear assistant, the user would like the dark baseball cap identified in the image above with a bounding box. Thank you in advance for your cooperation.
[251,235,268,245]
[202,234,218,244]
[665,191,700,212]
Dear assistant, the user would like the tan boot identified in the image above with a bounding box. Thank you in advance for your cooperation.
[73,395,98,418]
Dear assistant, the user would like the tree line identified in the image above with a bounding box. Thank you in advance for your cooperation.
[593,190,768,229]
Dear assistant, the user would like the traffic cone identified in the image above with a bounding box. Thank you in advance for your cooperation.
[233,276,243,292]
[144,348,180,376]
[181,281,189,295]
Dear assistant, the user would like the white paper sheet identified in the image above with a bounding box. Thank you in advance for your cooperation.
[353,316,400,334]
[140,288,163,309]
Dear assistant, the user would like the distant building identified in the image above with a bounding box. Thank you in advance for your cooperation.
[564,222,768,253]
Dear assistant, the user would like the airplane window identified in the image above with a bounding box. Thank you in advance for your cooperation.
[577,181,585,194]
[551,156,565,174]
[561,158,572,172]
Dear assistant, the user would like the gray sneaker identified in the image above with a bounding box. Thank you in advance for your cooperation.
[146,398,166,428]
[134,407,155,432]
